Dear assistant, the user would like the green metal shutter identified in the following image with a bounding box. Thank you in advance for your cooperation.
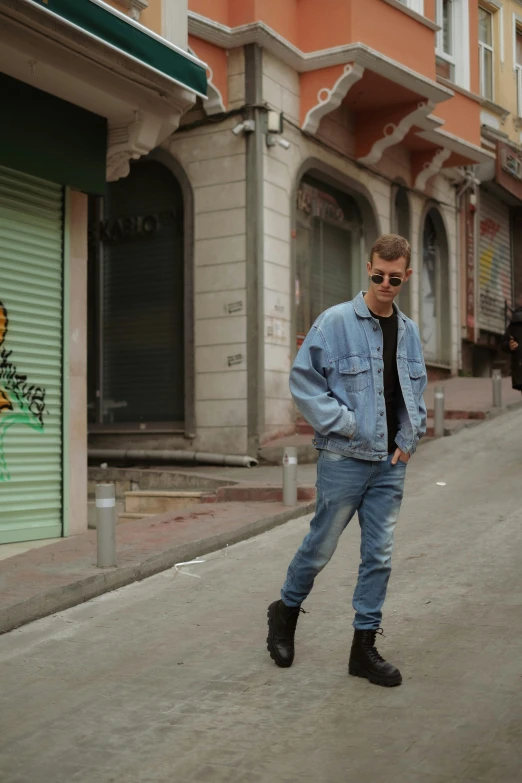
[478,191,512,335]
[0,165,64,544]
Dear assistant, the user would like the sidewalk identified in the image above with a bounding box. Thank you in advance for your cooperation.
[1,375,520,637]
[0,498,315,635]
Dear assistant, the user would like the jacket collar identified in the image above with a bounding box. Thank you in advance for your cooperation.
[353,291,407,324]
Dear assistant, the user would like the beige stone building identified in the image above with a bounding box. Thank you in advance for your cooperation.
[89,0,492,461]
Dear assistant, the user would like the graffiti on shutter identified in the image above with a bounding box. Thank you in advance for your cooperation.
[478,193,512,334]
[0,302,48,481]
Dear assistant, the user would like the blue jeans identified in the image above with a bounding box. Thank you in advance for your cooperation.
[281,450,407,630]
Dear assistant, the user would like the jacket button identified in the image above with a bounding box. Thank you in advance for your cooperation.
[378,369,382,373]
[373,326,378,331]
[377,346,381,351]
[380,411,384,416]
[380,434,384,438]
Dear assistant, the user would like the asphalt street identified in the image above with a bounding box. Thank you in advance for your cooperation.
[2,409,522,783]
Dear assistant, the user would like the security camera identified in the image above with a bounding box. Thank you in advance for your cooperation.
[266,134,291,150]
[232,119,256,135]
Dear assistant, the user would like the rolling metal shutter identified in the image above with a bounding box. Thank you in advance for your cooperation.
[478,191,512,334]
[311,220,352,318]
[99,160,184,425]
[0,165,64,543]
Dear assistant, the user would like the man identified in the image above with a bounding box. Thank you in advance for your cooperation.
[266,234,427,687]
[502,305,522,391]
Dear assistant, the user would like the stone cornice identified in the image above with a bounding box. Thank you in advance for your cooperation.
[188,12,453,105]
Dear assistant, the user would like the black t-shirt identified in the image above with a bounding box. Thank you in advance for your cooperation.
[369,309,400,453]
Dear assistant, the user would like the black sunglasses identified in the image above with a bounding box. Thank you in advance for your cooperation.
[369,273,403,287]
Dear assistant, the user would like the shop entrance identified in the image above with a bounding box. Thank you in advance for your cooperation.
[88,159,185,431]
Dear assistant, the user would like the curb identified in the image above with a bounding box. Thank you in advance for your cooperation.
[0,501,315,636]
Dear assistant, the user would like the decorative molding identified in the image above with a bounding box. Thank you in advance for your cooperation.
[188,46,225,115]
[302,64,364,135]
[117,0,148,22]
[414,147,451,189]
[201,64,226,114]
[357,100,436,165]
[188,13,452,104]
[416,126,494,163]
[107,111,183,181]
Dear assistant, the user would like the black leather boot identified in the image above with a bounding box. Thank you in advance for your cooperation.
[348,629,402,687]
[267,600,304,668]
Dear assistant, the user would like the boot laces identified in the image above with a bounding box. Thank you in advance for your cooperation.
[364,628,385,663]
[279,606,307,638]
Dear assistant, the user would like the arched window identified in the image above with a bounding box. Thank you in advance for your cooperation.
[295,175,363,346]
[420,208,451,365]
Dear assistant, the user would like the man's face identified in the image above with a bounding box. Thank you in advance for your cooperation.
[367,253,412,305]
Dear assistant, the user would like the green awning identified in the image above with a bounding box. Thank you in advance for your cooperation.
[28,0,207,98]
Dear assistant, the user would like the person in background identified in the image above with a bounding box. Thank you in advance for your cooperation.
[502,304,522,391]
[266,234,427,687]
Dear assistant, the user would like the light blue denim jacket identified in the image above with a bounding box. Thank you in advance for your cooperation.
[290,292,427,461]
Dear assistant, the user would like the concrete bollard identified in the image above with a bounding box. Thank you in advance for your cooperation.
[492,369,502,408]
[434,385,445,438]
[282,446,298,506]
[96,483,117,568]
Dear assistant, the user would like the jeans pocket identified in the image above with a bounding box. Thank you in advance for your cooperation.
[321,449,348,462]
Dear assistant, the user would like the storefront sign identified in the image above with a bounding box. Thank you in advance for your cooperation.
[501,146,522,181]
[466,200,475,342]
[100,210,177,243]
[297,183,345,224]
[496,141,522,201]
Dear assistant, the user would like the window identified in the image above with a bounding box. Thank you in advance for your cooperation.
[516,29,522,116]
[479,7,493,101]
[436,0,455,80]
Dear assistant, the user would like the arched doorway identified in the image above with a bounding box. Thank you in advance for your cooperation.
[88,159,185,429]
[420,208,451,365]
[294,168,380,349]
[392,185,411,317]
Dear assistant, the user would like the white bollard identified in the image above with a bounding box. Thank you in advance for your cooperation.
[434,385,445,438]
[282,446,298,506]
[96,483,117,568]
[492,369,502,408]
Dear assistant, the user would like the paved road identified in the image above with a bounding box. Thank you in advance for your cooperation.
[2,410,522,783]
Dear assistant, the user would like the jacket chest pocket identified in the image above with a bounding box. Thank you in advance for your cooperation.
[339,357,371,392]
[408,361,426,396]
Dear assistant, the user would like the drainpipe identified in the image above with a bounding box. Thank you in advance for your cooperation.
[455,166,480,370]
[245,43,265,457]
[88,449,258,468]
